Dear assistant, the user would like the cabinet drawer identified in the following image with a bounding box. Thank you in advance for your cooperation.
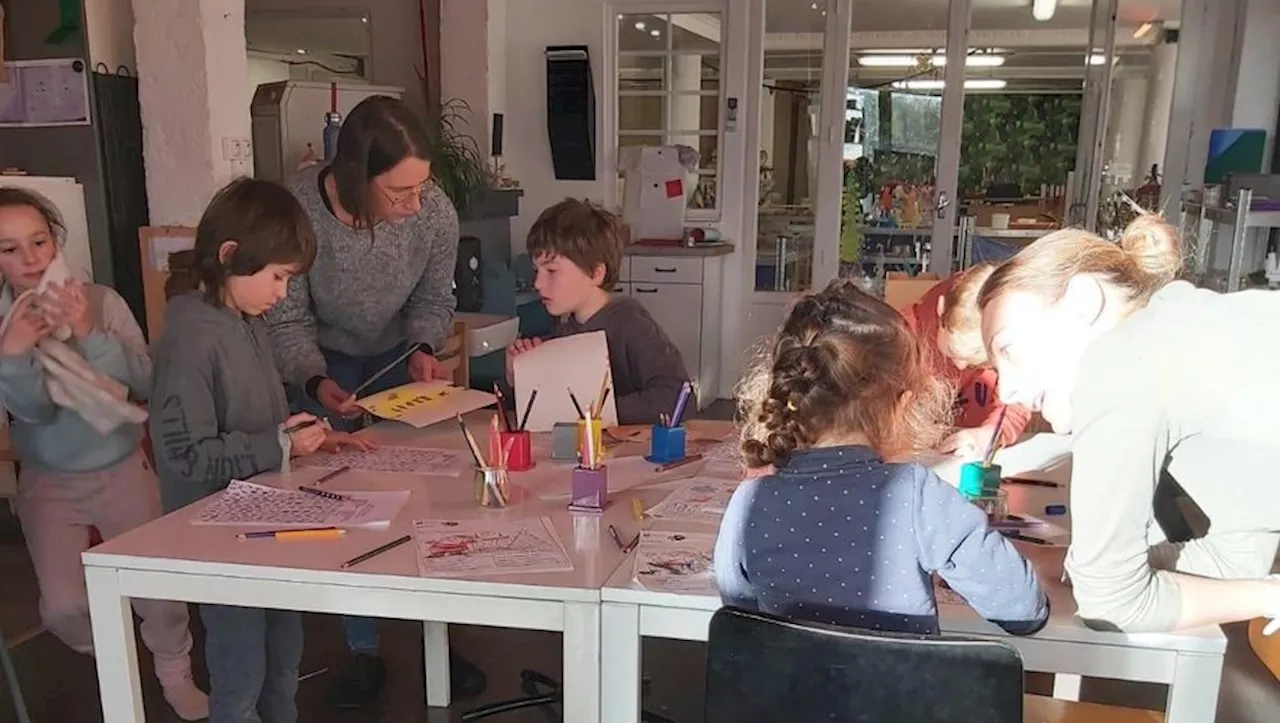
[631,283,702,375]
[629,256,703,284]
[613,282,631,296]
[618,257,632,282]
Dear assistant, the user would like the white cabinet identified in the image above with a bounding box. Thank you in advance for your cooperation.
[617,252,724,409]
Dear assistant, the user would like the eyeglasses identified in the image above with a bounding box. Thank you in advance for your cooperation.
[375,178,434,208]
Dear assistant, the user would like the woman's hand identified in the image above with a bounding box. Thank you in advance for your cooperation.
[939,424,999,459]
[319,431,378,453]
[407,349,449,383]
[283,413,326,457]
[41,279,93,338]
[0,294,53,356]
[505,337,542,382]
[316,378,363,418]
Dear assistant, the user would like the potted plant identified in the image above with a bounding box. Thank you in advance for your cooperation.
[418,71,522,222]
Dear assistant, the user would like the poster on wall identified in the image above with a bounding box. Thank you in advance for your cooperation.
[0,57,90,127]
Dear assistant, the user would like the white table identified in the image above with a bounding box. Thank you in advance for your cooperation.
[598,465,1228,723]
[82,417,650,723]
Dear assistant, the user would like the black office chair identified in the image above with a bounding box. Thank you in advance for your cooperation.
[705,607,1025,723]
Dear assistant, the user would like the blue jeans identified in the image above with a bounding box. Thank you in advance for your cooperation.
[199,604,303,723]
[287,342,413,655]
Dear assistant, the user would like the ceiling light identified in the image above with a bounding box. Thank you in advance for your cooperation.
[1032,0,1056,21]
[810,1,818,8]
[635,21,646,30]
[857,54,1004,68]
[296,48,307,55]
[1133,22,1154,39]
[892,79,1008,91]
[650,29,661,37]
[1087,53,1110,65]
[361,16,368,23]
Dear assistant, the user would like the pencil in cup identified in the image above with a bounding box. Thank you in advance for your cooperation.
[474,466,511,508]
[576,417,604,466]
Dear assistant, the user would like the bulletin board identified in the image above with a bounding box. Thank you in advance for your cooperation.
[138,225,196,340]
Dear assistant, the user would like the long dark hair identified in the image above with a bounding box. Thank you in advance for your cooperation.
[330,95,431,230]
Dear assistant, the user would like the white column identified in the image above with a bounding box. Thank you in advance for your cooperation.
[1230,0,1280,170]
[132,0,251,226]
[440,0,491,152]
[1137,41,1176,178]
[670,53,703,149]
[1104,75,1149,189]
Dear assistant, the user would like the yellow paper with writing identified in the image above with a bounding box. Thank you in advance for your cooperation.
[356,380,496,429]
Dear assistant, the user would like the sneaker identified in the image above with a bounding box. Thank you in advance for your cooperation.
[325,652,387,710]
[158,670,210,721]
[450,652,487,699]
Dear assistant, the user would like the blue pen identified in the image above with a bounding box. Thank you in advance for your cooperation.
[669,382,692,428]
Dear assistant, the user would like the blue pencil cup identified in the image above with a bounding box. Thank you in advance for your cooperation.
[646,425,687,464]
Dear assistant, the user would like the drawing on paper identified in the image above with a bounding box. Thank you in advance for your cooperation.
[302,445,469,477]
[191,480,407,528]
[411,518,574,577]
[356,380,496,429]
[634,530,716,595]
[646,478,740,525]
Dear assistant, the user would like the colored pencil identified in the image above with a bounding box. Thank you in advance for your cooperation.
[456,414,485,468]
[341,535,411,569]
[655,453,702,472]
[622,532,641,554]
[567,387,586,419]
[1001,530,1049,546]
[608,525,627,551]
[492,383,514,431]
[298,486,349,501]
[315,466,351,484]
[283,418,319,434]
[982,406,1008,467]
[669,382,692,428]
[348,343,422,399]
[518,389,539,431]
[1004,477,1061,489]
[239,527,345,540]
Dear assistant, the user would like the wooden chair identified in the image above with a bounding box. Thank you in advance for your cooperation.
[1248,618,1280,681]
[437,319,471,388]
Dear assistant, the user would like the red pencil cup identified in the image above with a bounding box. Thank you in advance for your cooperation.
[499,430,534,471]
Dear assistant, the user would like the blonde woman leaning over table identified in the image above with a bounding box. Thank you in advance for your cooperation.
[977,213,1280,634]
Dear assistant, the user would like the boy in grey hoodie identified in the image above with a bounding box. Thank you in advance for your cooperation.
[150,178,370,723]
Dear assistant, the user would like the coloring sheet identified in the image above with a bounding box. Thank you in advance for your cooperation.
[302,445,470,477]
[411,517,574,577]
[191,480,409,529]
[356,380,496,429]
[512,331,618,431]
[646,477,740,525]
[698,437,744,479]
[633,530,717,595]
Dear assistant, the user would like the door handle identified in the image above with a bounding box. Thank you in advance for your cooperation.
[935,190,951,220]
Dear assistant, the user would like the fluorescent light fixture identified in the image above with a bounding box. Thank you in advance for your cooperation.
[892,79,1008,91]
[1133,21,1154,39]
[295,48,307,55]
[857,54,1005,68]
[1087,53,1110,65]
[1032,0,1056,21]
[650,29,661,37]
[634,21,646,30]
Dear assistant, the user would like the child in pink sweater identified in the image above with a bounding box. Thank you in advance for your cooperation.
[901,264,1030,457]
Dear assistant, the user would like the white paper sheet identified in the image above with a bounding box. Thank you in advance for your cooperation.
[411,517,574,577]
[697,437,745,480]
[356,380,495,429]
[646,477,741,526]
[302,445,470,477]
[512,331,618,431]
[191,480,409,529]
[633,530,717,595]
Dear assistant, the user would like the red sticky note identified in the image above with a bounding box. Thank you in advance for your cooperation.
[665,179,684,199]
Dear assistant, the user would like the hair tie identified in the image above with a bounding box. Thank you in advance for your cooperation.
[786,400,797,412]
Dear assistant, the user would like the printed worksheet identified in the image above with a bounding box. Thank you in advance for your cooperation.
[190,480,409,529]
[646,477,740,525]
[411,517,574,577]
[698,437,744,479]
[633,530,716,595]
[356,380,496,429]
[302,445,470,477]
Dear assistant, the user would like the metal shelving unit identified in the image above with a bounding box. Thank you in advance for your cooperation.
[1181,188,1280,292]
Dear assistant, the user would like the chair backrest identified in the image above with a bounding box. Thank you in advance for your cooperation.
[705,607,1024,723]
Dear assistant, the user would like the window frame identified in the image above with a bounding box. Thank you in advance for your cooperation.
[604,1,727,222]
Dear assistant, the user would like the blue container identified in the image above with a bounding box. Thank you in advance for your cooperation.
[646,425,687,464]
[322,112,343,161]
[959,462,1002,499]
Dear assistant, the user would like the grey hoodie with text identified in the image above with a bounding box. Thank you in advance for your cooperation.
[149,293,289,513]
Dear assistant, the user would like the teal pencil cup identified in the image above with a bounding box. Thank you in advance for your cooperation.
[646,425,687,464]
[959,462,1002,499]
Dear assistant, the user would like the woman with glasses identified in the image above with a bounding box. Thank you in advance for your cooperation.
[265,94,486,711]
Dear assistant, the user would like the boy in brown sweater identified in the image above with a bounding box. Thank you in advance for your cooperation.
[506,199,691,423]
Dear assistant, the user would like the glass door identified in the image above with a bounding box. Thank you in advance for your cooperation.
[1068,0,1120,230]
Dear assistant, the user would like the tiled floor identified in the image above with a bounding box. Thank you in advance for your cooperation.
[0,401,1275,721]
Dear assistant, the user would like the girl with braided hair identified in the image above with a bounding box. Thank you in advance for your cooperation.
[714,278,1048,635]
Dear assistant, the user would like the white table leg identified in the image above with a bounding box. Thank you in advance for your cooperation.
[1052,673,1081,701]
[601,603,643,723]
[84,566,144,723]
[423,621,451,708]
[561,601,602,723]
[1165,651,1225,723]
